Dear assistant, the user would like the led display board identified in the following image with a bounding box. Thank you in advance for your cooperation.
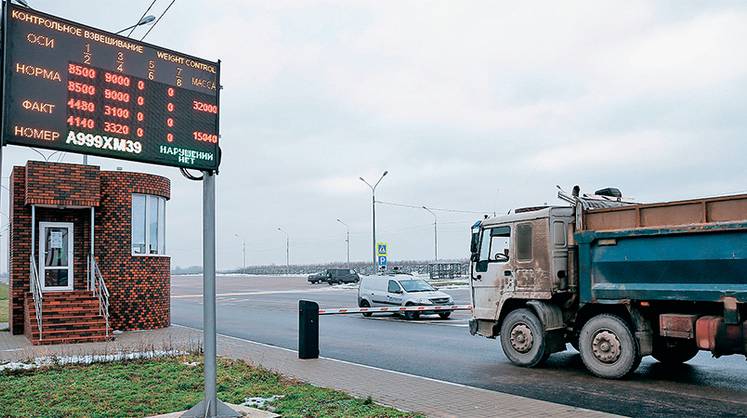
[1,4,220,170]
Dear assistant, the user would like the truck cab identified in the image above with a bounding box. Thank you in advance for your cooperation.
[470,206,573,325]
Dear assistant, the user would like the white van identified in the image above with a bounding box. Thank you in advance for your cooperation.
[357,274,454,320]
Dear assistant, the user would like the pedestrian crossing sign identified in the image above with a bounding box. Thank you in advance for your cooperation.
[377,242,388,257]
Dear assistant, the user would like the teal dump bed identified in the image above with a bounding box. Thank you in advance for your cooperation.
[575,222,747,303]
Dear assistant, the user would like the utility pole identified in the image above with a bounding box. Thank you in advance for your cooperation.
[234,233,246,273]
[423,206,438,261]
[277,227,289,274]
[336,218,350,268]
[359,171,388,272]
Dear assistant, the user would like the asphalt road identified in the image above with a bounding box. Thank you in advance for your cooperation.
[171,275,747,417]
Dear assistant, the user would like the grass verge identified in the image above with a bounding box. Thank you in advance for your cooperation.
[0,355,420,418]
[0,282,8,323]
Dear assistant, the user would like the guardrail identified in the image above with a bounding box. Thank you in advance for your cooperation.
[29,256,43,341]
[90,256,110,338]
[299,300,472,359]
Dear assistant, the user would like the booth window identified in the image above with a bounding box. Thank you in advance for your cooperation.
[132,194,166,255]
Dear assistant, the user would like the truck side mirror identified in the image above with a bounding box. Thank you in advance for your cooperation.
[470,253,479,262]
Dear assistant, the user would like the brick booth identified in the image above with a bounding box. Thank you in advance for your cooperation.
[7,161,171,344]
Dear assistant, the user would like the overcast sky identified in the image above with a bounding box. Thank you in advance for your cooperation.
[2,0,746,271]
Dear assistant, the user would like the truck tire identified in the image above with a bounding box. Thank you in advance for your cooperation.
[652,338,699,365]
[499,309,550,368]
[359,300,372,318]
[579,314,641,379]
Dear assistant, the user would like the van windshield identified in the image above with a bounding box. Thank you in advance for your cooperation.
[399,280,435,293]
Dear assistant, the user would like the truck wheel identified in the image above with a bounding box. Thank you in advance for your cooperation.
[499,309,550,368]
[579,314,641,379]
[359,300,372,318]
[652,338,699,365]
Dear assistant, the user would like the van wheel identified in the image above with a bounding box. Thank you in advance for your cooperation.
[652,338,698,364]
[404,304,420,320]
[499,308,550,368]
[359,300,372,318]
[438,312,451,319]
[579,314,641,379]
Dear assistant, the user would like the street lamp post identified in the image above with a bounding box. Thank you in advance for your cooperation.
[422,206,438,261]
[277,227,289,275]
[359,171,388,272]
[233,233,246,274]
[336,218,350,268]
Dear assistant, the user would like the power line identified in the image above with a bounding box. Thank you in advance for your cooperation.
[128,0,158,38]
[376,200,491,215]
[140,0,176,41]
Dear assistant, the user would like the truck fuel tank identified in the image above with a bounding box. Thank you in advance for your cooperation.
[695,316,747,356]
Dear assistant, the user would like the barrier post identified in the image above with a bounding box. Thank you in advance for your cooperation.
[299,300,320,359]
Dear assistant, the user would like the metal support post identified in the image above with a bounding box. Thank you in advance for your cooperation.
[183,172,237,417]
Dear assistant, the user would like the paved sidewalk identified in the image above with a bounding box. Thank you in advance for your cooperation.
[1,326,619,417]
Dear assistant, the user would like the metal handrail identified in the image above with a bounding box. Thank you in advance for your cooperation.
[90,256,110,337]
[29,255,43,340]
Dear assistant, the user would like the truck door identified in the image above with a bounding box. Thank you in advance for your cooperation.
[471,225,512,320]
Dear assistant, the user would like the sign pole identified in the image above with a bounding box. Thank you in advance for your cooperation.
[183,171,237,417]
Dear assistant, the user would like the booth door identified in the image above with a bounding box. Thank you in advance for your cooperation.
[39,222,74,292]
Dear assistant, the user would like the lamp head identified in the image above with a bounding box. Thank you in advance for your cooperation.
[140,15,156,25]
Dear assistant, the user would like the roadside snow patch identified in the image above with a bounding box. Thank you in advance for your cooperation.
[0,350,186,372]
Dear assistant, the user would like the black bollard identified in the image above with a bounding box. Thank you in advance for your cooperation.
[298,300,319,359]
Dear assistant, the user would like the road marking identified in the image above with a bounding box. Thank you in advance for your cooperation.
[172,287,355,299]
[170,323,614,416]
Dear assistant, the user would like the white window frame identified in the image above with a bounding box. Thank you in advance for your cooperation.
[132,194,168,257]
[39,222,75,292]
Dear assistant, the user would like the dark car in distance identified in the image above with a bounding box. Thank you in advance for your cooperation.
[307,269,360,285]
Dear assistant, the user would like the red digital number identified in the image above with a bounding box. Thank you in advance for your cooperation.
[66,116,95,129]
[68,64,96,79]
[67,98,95,112]
[68,81,95,95]
[104,72,131,87]
[137,80,145,90]
[104,105,130,119]
[103,121,130,135]
[193,131,218,143]
[104,89,130,103]
[192,100,218,114]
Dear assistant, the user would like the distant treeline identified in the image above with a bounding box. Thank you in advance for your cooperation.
[172,259,468,276]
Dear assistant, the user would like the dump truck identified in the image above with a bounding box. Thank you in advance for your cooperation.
[468,187,747,379]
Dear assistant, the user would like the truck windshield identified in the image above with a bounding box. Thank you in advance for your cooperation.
[399,280,435,292]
